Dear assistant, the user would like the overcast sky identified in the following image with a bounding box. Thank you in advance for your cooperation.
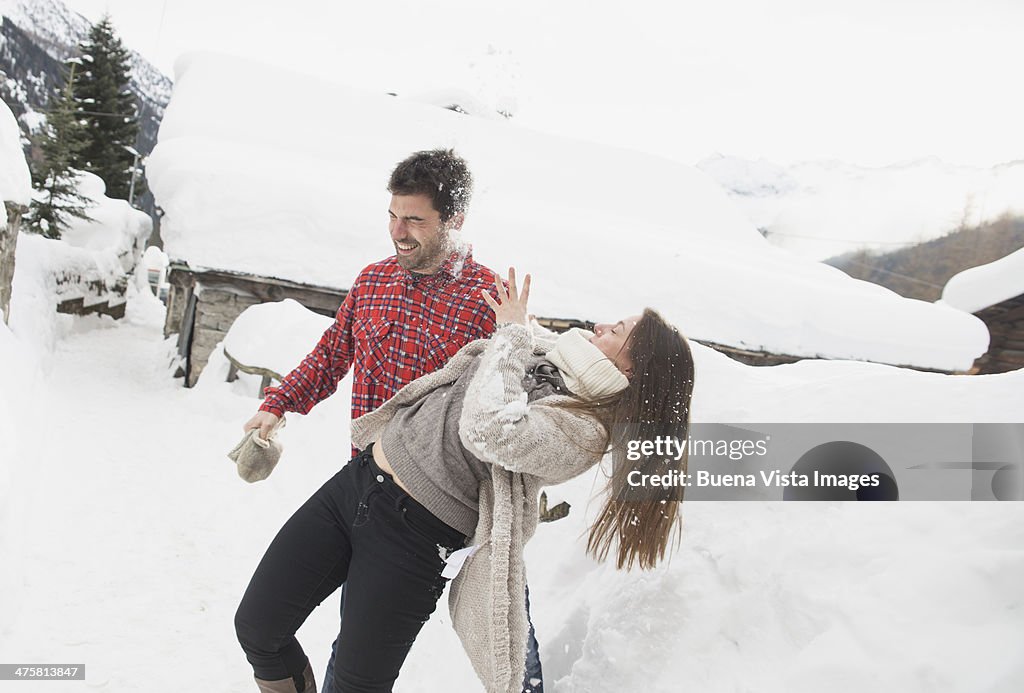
[63,0,1023,168]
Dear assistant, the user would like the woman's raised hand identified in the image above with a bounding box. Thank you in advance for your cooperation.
[482,267,531,326]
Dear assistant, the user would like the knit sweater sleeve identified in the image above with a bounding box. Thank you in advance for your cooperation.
[459,323,605,482]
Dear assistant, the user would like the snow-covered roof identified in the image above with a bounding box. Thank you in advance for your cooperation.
[699,154,1024,261]
[941,247,1024,314]
[0,99,31,208]
[148,52,989,372]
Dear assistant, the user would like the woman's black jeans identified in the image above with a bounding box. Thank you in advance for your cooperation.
[235,446,467,692]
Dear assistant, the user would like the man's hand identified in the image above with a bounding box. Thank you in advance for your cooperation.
[243,411,280,442]
[483,267,531,326]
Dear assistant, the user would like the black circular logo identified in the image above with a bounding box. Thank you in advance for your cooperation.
[784,440,899,501]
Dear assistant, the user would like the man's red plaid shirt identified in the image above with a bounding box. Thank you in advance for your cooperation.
[260,250,498,430]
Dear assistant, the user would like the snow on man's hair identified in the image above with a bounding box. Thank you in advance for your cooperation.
[387,148,473,222]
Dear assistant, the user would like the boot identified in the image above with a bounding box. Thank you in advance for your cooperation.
[255,662,316,693]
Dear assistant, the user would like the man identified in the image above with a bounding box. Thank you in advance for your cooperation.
[241,149,544,693]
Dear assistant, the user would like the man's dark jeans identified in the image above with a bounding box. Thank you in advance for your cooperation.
[235,447,467,692]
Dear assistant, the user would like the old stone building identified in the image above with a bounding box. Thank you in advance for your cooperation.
[164,264,346,386]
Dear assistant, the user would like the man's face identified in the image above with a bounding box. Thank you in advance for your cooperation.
[388,194,460,274]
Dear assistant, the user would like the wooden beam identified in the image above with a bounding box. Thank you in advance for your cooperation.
[223,347,283,395]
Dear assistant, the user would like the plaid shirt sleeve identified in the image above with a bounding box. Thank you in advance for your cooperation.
[259,277,359,417]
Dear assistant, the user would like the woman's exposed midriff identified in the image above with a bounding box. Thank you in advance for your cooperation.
[371,433,414,496]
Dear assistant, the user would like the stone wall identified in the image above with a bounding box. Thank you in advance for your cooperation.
[189,285,263,386]
[973,293,1024,374]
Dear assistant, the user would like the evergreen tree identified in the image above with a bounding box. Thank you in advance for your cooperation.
[71,15,141,201]
[26,60,93,240]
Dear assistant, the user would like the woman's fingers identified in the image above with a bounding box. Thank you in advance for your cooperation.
[491,267,529,309]
[484,268,530,325]
[507,267,518,301]
[493,271,508,302]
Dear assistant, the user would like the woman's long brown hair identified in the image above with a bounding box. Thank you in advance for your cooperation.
[559,308,695,570]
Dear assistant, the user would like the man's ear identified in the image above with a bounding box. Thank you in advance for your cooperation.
[448,212,465,231]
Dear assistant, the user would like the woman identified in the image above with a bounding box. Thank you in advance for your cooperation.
[235,269,695,693]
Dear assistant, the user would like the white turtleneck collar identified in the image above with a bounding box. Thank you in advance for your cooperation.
[544,328,629,400]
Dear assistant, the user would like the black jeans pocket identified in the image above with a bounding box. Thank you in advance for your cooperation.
[352,485,382,528]
[399,504,465,555]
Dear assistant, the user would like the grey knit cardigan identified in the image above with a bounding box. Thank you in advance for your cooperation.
[351,321,608,693]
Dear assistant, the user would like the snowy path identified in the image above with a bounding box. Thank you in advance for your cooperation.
[4,309,254,690]
[0,295,479,691]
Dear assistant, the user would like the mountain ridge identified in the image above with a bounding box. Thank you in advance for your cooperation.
[698,153,1024,261]
[0,0,171,158]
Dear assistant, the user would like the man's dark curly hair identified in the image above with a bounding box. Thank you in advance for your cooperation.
[387,149,473,223]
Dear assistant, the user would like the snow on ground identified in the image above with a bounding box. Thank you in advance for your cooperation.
[699,155,1024,261]
[0,286,360,692]
[0,99,33,537]
[147,52,988,372]
[941,247,1024,315]
[0,286,1021,692]
[0,316,41,626]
